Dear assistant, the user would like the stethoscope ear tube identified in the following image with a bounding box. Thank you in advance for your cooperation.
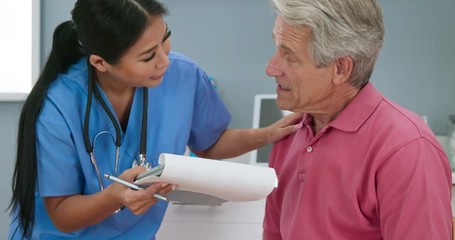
[83,62,95,154]
[89,152,104,191]
[83,63,122,154]
[92,74,121,148]
[140,88,148,159]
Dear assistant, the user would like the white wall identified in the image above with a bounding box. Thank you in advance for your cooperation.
[374,0,455,135]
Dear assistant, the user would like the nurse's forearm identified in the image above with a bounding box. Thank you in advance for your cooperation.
[43,189,122,233]
[195,128,267,159]
[194,112,302,159]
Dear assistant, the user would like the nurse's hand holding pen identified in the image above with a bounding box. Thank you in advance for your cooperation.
[107,167,176,215]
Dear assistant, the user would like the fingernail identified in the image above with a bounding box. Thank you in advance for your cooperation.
[161,183,169,188]
[171,185,178,191]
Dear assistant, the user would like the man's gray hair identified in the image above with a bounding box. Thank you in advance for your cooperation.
[271,0,384,88]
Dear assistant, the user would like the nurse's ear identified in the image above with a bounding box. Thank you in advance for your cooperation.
[89,54,109,72]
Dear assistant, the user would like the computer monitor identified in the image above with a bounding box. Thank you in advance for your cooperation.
[250,94,291,165]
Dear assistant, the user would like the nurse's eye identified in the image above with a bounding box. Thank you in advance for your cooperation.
[143,52,156,62]
[162,29,171,43]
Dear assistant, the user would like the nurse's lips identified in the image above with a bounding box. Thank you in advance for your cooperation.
[150,73,165,81]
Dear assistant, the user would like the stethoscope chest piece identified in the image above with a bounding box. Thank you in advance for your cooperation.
[132,154,151,169]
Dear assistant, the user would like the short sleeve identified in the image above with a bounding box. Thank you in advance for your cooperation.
[36,100,84,196]
[187,69,230,151]
[377,138,452,239]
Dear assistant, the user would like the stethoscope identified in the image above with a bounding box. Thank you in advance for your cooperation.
[83,65,151,191]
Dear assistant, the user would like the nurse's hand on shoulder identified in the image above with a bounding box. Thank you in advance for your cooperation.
[110,167,175,215]
[263,112,303,143]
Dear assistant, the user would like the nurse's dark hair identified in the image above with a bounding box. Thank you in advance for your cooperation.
[9,0,168,237]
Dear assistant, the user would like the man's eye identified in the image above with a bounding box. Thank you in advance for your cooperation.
[287,57,297,62]
[285,53,298,63]
[143,52,156,62]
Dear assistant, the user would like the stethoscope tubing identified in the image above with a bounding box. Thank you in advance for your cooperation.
[82,63,148,190]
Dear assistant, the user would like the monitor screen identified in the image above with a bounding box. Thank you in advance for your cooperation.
[250,94,291,165]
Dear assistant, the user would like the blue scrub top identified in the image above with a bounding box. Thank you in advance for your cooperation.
[9,52,230,239]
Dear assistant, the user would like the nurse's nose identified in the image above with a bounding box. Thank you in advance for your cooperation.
[155,46,170,70]
[265,54,284,77]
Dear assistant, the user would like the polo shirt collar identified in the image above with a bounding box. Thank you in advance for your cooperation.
[329,82,384,132]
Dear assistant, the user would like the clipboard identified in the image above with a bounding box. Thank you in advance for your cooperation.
[136,165,165,180]
[133,153,278,205]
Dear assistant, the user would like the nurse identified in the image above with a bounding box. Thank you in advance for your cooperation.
[8,0,302,239]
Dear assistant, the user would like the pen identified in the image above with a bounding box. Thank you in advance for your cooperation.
[104,173,169,202]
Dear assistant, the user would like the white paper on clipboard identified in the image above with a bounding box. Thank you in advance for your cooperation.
[134,153,278,204]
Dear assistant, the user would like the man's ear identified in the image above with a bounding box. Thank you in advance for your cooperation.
[89,55,109,72]
[333,56,353,85]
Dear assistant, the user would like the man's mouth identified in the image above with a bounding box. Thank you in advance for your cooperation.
[278,84,291,91]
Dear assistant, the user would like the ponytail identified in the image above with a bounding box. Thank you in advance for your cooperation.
[9,20,85,238]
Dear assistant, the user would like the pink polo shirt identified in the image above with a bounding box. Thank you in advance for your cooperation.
[263,83,452,240]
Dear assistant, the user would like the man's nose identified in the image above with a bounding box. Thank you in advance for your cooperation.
[265,54,284,77]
